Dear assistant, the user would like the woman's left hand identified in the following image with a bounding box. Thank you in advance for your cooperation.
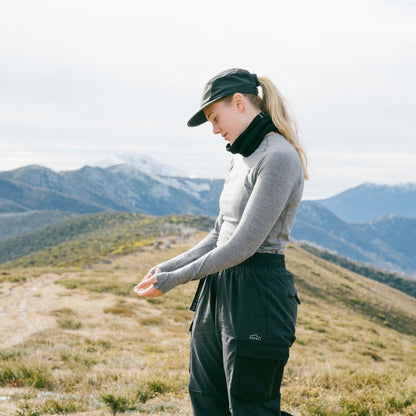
[134,267,164,298]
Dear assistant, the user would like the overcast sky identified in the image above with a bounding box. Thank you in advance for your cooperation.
[0,0,415,199]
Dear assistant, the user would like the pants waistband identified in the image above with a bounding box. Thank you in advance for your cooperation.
[234,252,286,269]
[190,253,286,313]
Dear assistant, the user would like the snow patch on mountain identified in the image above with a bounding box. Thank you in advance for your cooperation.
[156,177,211,199]
[185,181,210,193]
[92,153,188,178]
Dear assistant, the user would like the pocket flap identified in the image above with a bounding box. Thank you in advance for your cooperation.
[236,340,289,360]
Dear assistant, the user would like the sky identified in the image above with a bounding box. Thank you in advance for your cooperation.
[0,0,415,199]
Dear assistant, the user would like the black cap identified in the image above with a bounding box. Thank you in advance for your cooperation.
[187,68,260,127]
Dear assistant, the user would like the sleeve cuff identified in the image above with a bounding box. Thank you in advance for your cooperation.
[153,271,176,294]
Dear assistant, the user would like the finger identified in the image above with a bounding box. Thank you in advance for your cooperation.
[144,272,157,281]
[134,285,148,296]
[144,267,160,281]
[141,267,160,283]
[135,275,157,290]
[134,286,162,298]
[135,286,153,297]
[134,284,151,294]
[140,275,153,286]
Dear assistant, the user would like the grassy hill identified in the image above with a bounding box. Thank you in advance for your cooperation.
[0,219,415,415]
[0,212,214,268]
[298,242,416,298]
[0,211,78,242]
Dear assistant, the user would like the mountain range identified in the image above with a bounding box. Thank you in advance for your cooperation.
[0,159,223,218]
[316,182,416,222]
[291,201,416,276]
[0,155,415,277]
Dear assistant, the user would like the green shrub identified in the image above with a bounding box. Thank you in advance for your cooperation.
[0,363,54,390]
[56,318,82,330]
[104,307,136,317]
[101,393,130,415]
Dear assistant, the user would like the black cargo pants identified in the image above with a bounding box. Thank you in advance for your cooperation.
[189,253,299,416]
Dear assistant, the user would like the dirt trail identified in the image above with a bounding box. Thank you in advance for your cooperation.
[0,273,137,350]
[0,275,64,414]
[0,276,55,348]
[0,272,135,415]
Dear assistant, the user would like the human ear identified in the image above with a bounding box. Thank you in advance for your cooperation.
[233,93,245,113]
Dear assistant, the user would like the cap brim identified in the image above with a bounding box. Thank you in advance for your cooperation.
[187,110,207,127]
[187,96,226,127]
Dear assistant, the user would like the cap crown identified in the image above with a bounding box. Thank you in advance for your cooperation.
[187,68,259,127]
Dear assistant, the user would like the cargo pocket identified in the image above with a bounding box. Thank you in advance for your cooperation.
[230,341,289,403]
[289,290,301,305]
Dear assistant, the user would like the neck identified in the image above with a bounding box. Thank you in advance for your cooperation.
[226,112,278,157]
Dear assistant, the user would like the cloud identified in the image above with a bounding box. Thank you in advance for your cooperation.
[305,151,416,198]
[0,0,415,198]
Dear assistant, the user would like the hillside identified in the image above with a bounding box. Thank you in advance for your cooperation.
[0,220,415,415]
[0,212,214,267]
[0,211,77,242]
[298,242,416,298]
[2,210,415,301]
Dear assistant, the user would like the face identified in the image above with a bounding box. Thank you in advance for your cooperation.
[203,97,248,145]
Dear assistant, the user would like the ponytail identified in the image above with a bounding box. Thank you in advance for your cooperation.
[253,77,309,180]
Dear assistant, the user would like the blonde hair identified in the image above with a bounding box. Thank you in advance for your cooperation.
[246,76,309,180]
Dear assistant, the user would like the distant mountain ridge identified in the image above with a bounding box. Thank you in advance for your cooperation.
[317,182,416,222]
[0,164,223,218]
[291,201,416,276]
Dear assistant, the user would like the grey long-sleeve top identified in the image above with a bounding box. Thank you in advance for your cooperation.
[153,133,304,293]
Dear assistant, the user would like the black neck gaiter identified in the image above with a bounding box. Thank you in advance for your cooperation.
[226,112,278,157]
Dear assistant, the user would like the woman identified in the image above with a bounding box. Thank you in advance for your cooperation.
[134,68,308,416]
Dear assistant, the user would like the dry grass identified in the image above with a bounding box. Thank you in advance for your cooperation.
[0,236,415,415]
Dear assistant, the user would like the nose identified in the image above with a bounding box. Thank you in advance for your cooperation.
[212,124,221,135]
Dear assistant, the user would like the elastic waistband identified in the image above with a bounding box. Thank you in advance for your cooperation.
[235,252,286,269]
